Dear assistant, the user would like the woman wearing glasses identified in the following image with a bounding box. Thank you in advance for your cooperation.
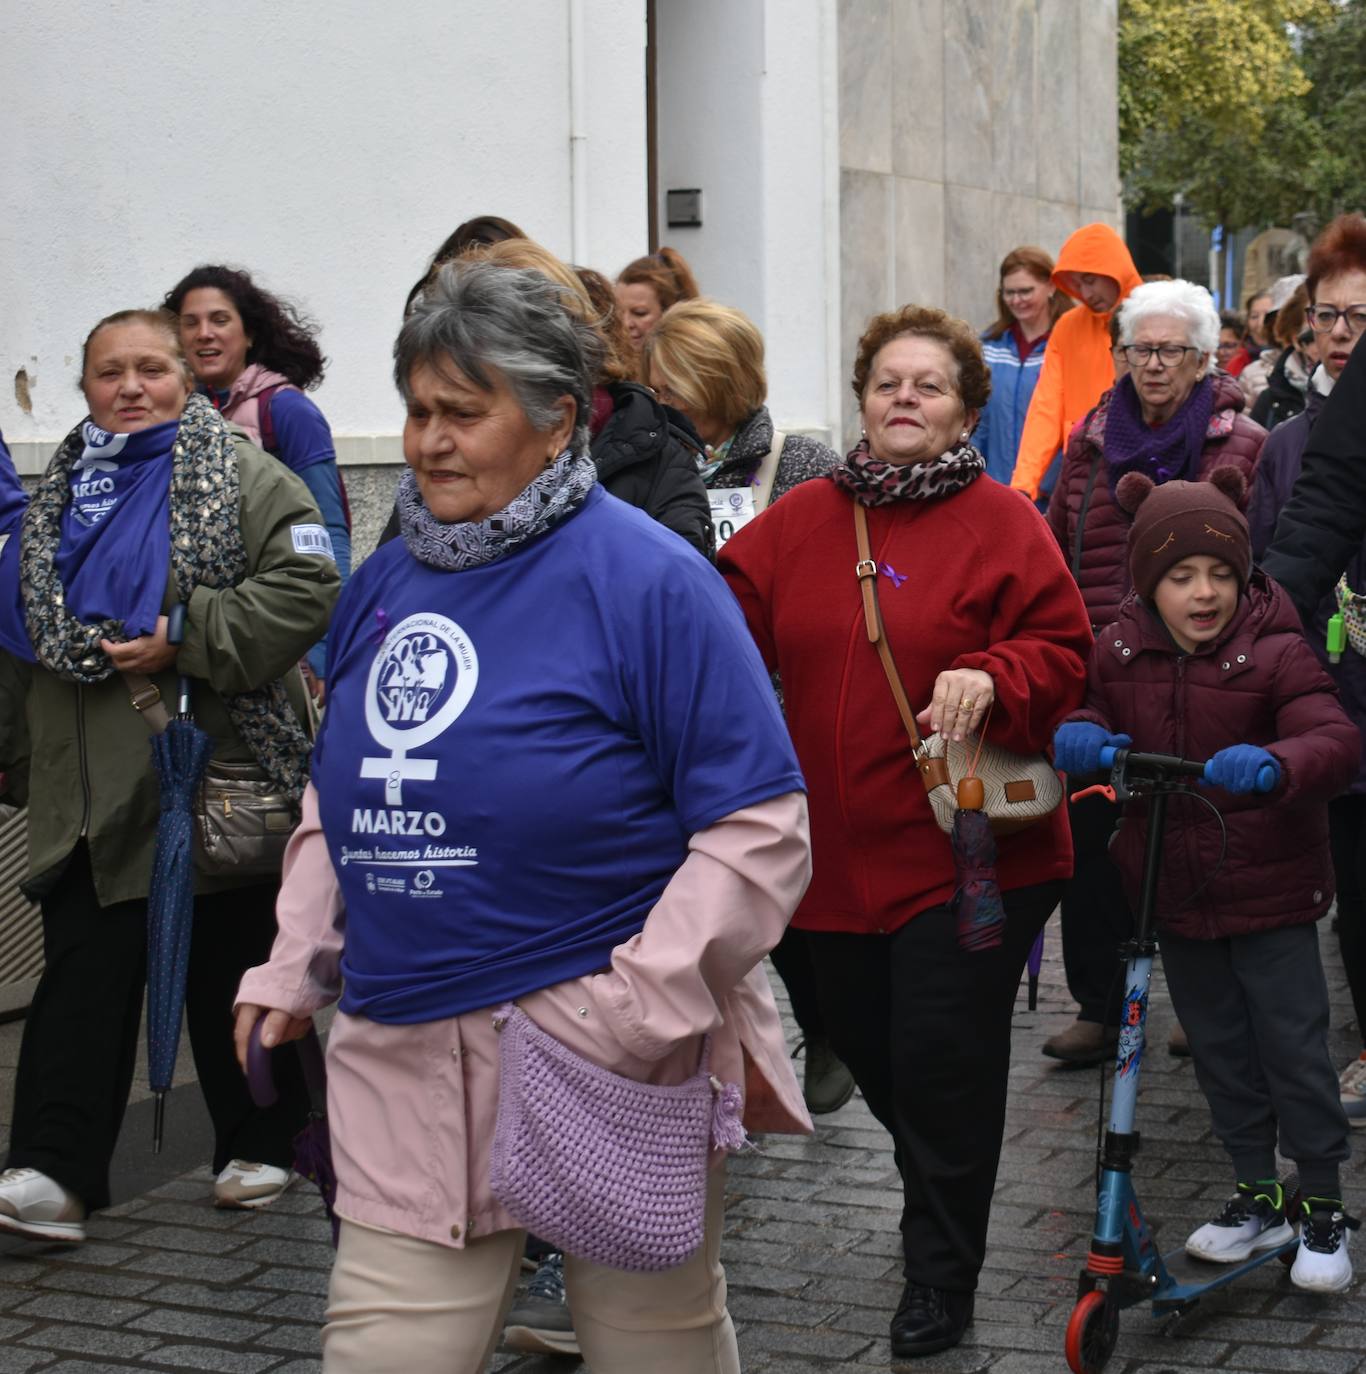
[1041,280,1266,1066]
[976,247,1072,494]
[1249,214,1366,1131]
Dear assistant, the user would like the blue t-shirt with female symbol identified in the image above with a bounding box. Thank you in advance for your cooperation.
[311,484,805,1025]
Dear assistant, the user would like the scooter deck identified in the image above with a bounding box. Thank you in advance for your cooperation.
[1149,1237,1297,1310]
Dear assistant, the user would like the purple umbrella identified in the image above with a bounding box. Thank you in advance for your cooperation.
[949,776,1007,952]
[1025,930,1045,1010]
[247,1016,338,1245]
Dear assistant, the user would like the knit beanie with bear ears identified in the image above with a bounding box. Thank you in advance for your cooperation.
[1117,467,1252,600]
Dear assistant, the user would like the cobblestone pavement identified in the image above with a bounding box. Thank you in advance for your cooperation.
[0,911,1361,1372]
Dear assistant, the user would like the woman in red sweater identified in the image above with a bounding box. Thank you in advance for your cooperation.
[720,306,1091,1358]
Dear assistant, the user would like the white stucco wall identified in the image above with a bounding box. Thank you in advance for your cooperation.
[653,0,841,438]
[0,0,648,473]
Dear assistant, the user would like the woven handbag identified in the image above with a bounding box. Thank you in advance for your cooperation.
[488,1003,747,1272]
[853,502,1062,836]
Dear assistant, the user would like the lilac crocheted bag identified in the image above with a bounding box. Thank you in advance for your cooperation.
[488,1002,748,1272]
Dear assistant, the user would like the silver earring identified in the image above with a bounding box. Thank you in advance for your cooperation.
[860,426,866,438]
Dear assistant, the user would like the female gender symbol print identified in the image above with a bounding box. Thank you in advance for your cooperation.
[360,612,479,805]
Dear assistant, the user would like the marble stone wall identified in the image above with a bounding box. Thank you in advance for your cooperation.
[837,0,1120,445]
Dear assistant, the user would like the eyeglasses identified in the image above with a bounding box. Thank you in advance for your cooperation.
[1308,304,1366,335]
[1119,344,1200,368]
[1002,287,1040,300]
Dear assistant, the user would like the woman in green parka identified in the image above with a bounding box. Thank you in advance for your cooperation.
[0,309,339,1242]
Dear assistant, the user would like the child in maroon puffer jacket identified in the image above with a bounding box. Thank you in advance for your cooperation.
[1054,468,1361,1293]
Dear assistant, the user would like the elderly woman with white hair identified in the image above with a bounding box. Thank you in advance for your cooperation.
[1042,278,1267,1067]
[233,259,813,1374]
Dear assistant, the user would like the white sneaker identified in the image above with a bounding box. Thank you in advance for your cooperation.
[213,1160,293,1210]
[1340,1054,1366,1128]
[0,1167,86,1243]
[1290,1201,1359,1293]
[1185,1183,1293,1263]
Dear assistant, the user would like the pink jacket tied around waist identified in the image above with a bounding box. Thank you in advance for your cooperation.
[238,784,814,1249]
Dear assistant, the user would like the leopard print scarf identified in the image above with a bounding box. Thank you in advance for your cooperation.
[831,437,986,507]
[20,392,312,800]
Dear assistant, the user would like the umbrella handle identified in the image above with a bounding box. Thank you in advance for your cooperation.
[165,603,195,720]
[246,1015,281,1109]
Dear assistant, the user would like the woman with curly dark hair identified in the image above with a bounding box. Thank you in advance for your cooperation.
[164,266,349,688]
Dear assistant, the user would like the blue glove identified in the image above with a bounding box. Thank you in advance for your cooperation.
[1204,745,1281,795]
[1052,723,1132,776]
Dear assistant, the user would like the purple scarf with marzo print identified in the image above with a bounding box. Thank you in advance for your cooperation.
[1103,373,1214,498]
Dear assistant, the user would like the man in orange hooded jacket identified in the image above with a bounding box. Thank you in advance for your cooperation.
[1009,223,1143,501]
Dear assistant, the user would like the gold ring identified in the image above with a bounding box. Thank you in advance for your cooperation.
[960,698,976,711]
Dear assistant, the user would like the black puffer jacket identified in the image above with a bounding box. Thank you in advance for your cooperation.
[591,383,714,558]
[1249,346,1310,432]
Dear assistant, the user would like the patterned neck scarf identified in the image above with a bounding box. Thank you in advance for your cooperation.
[20,392,313,799]
[831,437,986,507]
[397,449,598,572]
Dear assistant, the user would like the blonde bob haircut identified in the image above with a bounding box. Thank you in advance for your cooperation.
[642,299,767,433]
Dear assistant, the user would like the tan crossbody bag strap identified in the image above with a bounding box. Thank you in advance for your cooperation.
[852,503,951,793]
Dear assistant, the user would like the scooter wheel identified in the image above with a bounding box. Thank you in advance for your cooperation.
[1065,1289,1119,1374]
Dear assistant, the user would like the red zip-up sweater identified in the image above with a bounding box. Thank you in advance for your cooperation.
[720,476,1092,934]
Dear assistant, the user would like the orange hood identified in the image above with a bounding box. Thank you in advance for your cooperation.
[1052,223,1142,306]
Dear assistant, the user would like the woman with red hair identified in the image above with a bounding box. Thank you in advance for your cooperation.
[614,248,699,360]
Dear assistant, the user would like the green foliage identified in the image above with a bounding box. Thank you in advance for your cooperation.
[1120,0,1365,231]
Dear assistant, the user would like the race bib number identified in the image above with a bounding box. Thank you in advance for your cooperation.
[709,488,756,549]
[292,523,336,559]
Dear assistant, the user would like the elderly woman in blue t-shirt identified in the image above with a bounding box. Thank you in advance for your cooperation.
[234,260,813,1374]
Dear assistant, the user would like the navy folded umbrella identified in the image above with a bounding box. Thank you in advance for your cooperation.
[145,605,215,1151]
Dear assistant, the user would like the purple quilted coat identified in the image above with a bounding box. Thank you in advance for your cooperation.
[1047,372,1266,629]
[1069,572,1360,940]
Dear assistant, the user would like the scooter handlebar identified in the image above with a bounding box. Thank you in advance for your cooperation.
[1097,745,1278,794]
[1202,759,1279,794]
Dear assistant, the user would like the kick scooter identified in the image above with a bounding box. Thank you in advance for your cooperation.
[1063,746,1289,1374]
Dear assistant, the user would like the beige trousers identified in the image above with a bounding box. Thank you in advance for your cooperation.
[323,1168,739,1374]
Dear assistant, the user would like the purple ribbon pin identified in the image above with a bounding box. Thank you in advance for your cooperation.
[880,562,906,589]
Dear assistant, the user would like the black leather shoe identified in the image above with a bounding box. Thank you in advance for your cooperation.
[889,1281,974,1358]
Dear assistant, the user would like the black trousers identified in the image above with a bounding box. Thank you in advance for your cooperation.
[1058,794,1132,1025]
[1329,793,1366,1045]
[5,843,310,1211]
[805,881,1060,1292]
[767,924,826,1042]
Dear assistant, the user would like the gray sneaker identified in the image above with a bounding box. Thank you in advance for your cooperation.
[503,1251,579,1356]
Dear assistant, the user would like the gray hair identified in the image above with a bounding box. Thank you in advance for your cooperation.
[1117,280,1221,360]
[394,259,603,452]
